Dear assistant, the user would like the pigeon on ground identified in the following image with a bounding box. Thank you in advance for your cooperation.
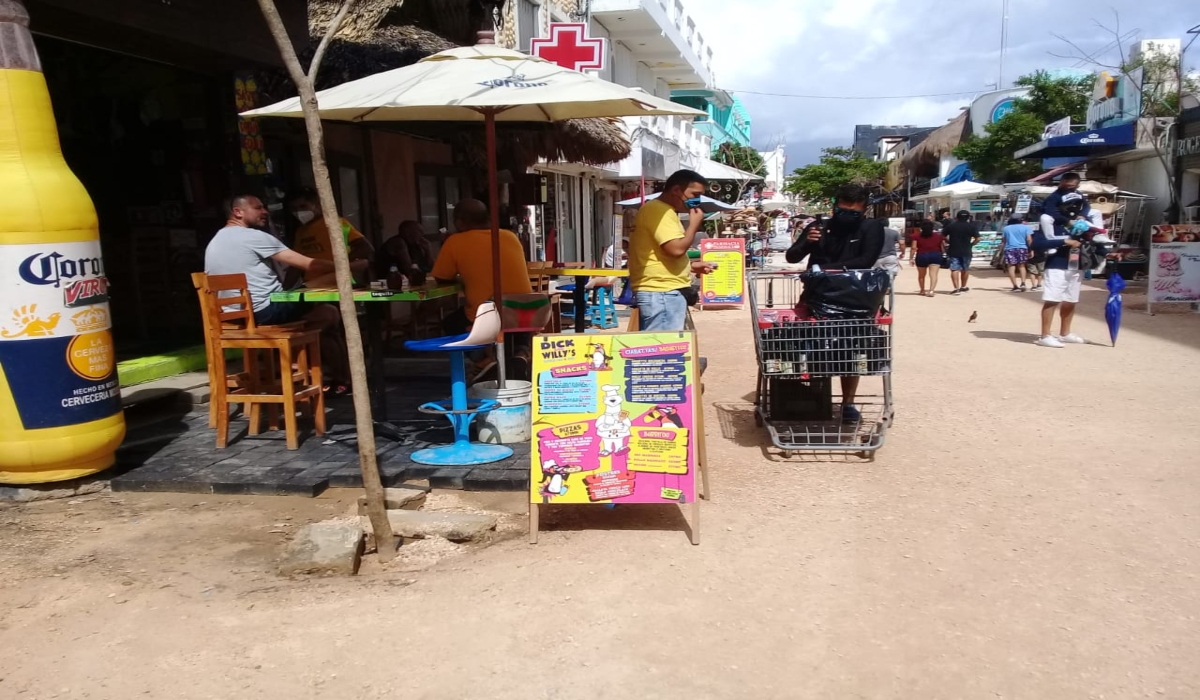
[968,311,978,323]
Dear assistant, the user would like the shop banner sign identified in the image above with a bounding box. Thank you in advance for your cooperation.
[1015,194,1033,215]
[699,238,746,307]
[1149,226,1200,307]
[530,332,700,508]
[968,199,993,213]
[887,217,906,233]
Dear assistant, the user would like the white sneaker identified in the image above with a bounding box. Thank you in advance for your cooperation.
[1058,334,1088,345]
[1035,335,1065,348]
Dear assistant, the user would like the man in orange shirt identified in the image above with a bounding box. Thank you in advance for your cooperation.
[432,199,533,334]
[288,187,374,284]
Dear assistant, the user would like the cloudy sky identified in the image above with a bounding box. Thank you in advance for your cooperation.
[684,0,1197,167]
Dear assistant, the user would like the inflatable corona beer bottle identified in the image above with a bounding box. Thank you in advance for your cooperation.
[0,1,125,484]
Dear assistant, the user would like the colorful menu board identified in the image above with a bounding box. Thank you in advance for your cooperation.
[1149,226,1200,308]
[530,333,699,506]
[699,238,746,307]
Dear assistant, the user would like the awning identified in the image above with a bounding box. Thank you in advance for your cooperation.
[1014,122,1136,160]
[910,180,1007,202]
[940,163,973,185]
[697,159,763,181]
[1029,160,1088,183]
[615,192,737,212]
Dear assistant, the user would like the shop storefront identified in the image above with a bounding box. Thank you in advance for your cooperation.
[26,0,309,361]
[1178,107,1200,222]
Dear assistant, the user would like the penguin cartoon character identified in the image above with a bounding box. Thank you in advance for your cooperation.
[539,459,582,499]
[590,343,612,371]
[644,405,685,429]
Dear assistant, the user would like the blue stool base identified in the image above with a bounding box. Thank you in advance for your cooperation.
[411,442,514,466]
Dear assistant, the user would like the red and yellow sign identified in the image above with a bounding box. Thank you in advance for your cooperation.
[699,238,746,307]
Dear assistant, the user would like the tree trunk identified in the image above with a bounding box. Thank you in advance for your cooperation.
[255,0,397,561]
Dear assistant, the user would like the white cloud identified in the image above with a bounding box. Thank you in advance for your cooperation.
[680,0,1195,166]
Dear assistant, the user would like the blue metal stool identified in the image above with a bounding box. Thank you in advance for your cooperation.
[403,302,513,466]
[589,286,618,329]
[557,282,618,330]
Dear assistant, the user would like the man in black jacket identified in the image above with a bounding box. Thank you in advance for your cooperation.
[784,184,885,423]
[785,184,885,269]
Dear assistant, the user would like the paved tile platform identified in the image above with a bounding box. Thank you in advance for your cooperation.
[111,378,530,497]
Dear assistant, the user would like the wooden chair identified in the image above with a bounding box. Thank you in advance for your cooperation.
[191,273,305,429]
[192,272,253,429]
[195,273,326,450]
[527,271,562,332]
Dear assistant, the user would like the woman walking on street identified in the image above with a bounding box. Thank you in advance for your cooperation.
[912,220,946,296]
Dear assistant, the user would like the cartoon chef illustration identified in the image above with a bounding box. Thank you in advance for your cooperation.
[595,384,633,457]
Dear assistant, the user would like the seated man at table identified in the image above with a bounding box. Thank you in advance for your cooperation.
[288,186,374,286]
[205,194,356,392]
[377,220,435,281]
[431,199,533,335]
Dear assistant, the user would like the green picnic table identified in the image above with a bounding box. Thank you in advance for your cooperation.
[270,282,462,441]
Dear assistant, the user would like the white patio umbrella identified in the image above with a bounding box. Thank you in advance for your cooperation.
[244,44,704,387]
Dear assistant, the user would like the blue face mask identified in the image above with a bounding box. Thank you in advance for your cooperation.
[684,197,704,209]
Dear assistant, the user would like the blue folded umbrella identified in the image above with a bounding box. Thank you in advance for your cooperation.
[1106,273,1125,347]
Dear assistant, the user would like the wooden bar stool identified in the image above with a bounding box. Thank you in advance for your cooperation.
[196,273,325,450]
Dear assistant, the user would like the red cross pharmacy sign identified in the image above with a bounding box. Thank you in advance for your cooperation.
[530,22,607,72]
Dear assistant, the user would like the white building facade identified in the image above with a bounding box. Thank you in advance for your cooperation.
[505,0,717,264]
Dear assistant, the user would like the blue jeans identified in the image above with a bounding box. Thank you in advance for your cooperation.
[635,290,687,331]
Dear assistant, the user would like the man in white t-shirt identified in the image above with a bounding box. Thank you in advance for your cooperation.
[602,238,629,268]
[204,195,362,389]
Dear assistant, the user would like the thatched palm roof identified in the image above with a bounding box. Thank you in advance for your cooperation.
[899,111,969,175]
[267,0,630,168]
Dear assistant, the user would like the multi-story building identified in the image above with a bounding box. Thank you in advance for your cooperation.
[853,125,931,159]
[671,89,752,149]
[758,145,788,200]
[505,0,716,263]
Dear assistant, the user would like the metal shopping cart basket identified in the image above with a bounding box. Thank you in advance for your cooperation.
[747,270,895,459]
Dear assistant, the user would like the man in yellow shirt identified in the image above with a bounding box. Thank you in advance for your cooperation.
[432,199,533,334]
[629,169,714,331]
[288,187,375,284]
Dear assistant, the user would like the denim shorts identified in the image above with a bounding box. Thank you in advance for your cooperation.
[253,301,308,326]
[948,256,972,271]
[914,252,945,268]
[635,290,687,332]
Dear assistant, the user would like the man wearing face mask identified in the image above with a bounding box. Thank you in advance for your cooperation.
[785,183,885,270]
[288,187,375,284]
[628,169,716,331]
[785,184,885,423]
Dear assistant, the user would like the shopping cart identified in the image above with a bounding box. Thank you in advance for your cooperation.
[747,270,895,459]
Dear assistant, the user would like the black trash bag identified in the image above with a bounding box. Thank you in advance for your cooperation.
[799,269,891,320]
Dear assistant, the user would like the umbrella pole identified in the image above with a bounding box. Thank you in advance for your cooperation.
[485,109,507,389]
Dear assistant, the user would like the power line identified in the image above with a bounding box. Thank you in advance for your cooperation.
[722,88,982,100]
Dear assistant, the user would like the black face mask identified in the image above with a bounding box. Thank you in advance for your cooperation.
[831,207,864,231]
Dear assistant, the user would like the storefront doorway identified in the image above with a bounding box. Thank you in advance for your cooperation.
[38,36,230,359]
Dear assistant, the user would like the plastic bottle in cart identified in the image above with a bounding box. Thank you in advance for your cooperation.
[855,352,869,374]
[0,7,125,484]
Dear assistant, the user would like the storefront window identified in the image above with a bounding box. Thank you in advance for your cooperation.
[337,165,362,231]
[416,166,466,252]
[38,36,227,358]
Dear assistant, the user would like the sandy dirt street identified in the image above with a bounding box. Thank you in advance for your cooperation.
[2,266,1199,699]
